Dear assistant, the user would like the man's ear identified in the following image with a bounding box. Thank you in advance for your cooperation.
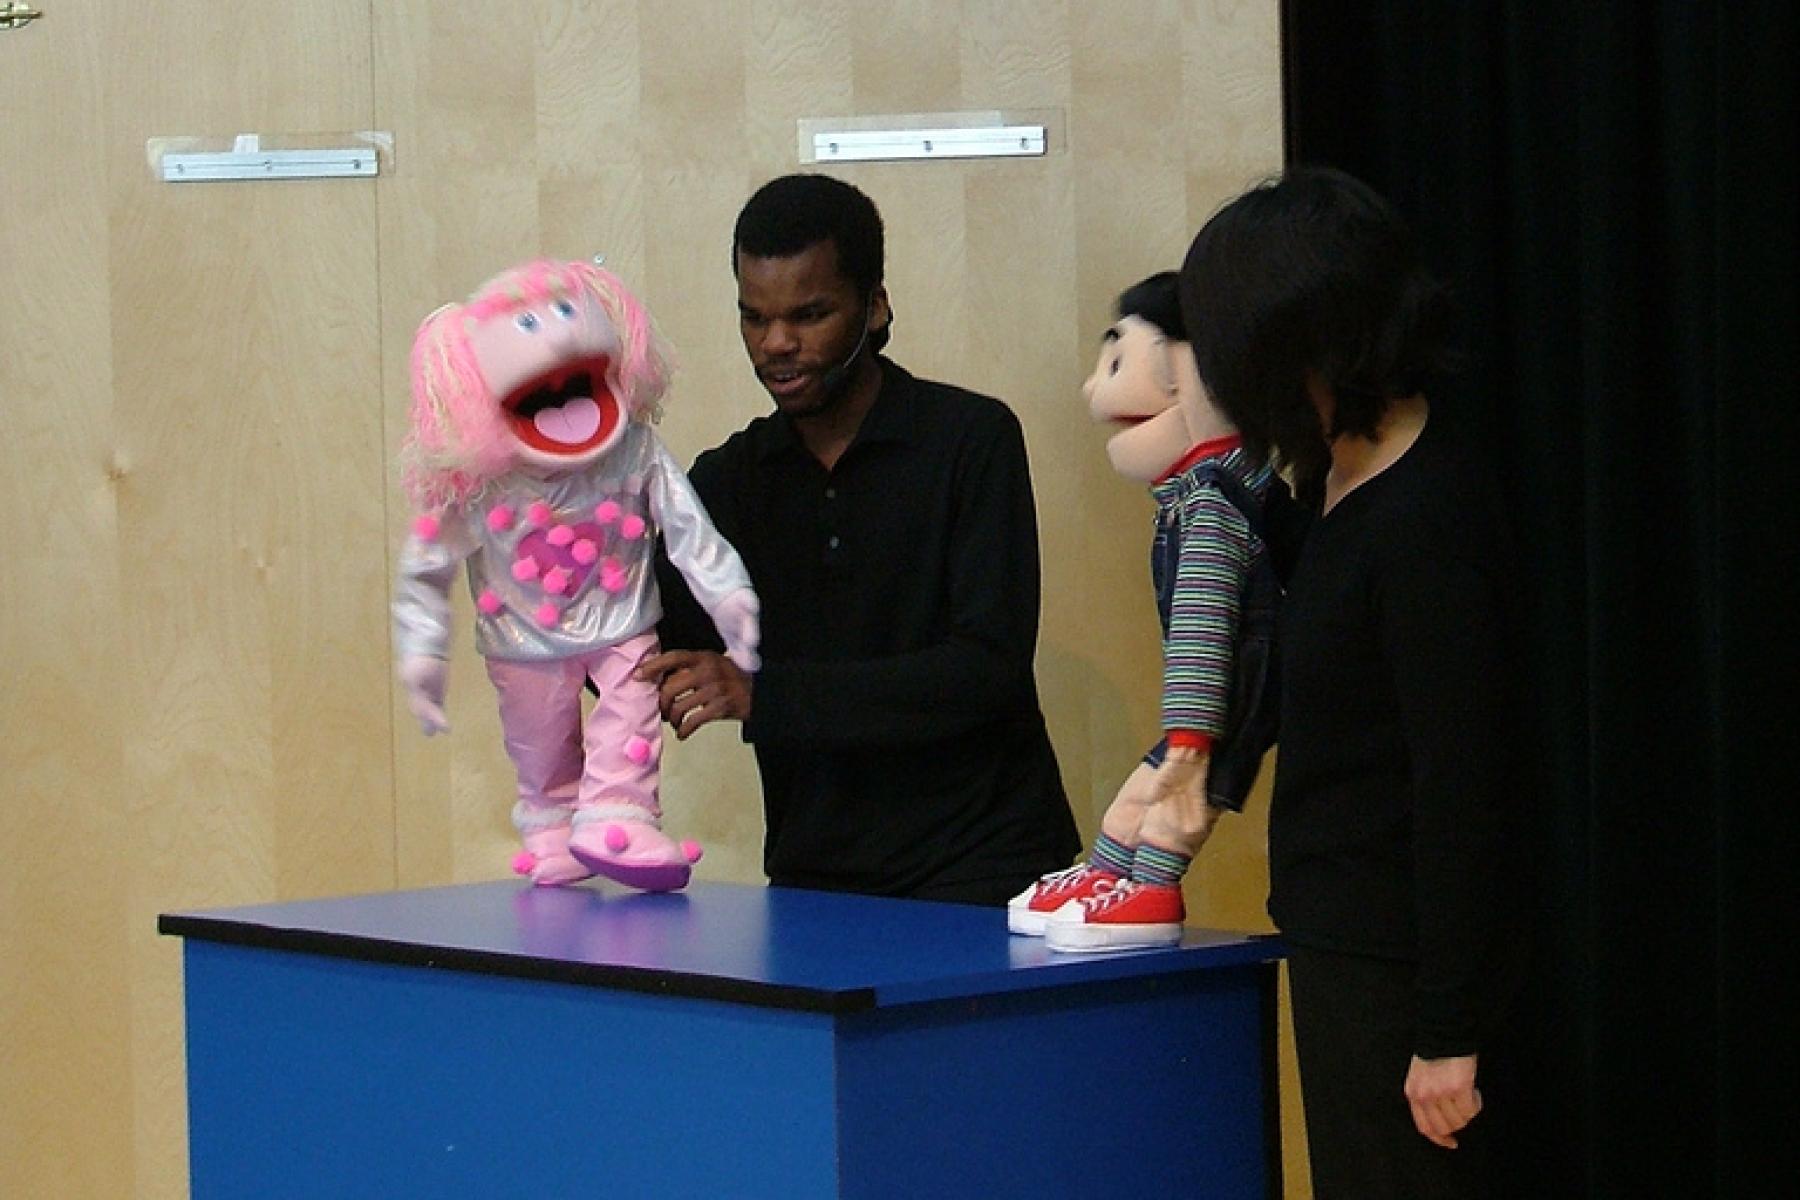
[866,284,894,349]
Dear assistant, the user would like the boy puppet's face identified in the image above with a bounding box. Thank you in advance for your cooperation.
[1083,315,1195,483]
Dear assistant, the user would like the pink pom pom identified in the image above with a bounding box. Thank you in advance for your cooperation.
[477,589,503,614]
[412,513,441,541]
[594,500,622,524]
[486,505,515,532]
[571,539,599,565]
[512,557,540,582]
[547,524,575,547]
[542,567,570,595]
[603,824,631,852]
[599,557,627,590]
[511,851,538,876]
[527,501,554,527]
[623,735,654,765]
[620,514,647,540]
[534,602,559,626]
[680,839,703,864]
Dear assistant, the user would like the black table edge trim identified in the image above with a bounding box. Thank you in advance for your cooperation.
[158,913,876,1015]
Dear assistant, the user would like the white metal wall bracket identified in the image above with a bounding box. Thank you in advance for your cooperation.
[160,146,378,183]
[812,124,1046,164]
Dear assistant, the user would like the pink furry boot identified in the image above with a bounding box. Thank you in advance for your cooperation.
[510,803,593,887]
[567,804,702,892]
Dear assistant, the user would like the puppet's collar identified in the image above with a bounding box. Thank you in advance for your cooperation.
[1157,434,1243,483]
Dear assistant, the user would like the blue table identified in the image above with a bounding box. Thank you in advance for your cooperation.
[161,881,1283,1198]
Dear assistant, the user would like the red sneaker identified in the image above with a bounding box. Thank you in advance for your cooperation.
[1007,864,1124,936]
[1044,881,1185,952]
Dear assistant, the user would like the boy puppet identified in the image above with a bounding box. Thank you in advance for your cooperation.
[1011,272,1283,951]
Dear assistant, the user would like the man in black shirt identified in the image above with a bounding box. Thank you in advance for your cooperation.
[639,174,1080,904]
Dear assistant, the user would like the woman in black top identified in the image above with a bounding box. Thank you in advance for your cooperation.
[1179,168,1521,1198]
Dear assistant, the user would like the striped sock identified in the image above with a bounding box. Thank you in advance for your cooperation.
[1089,833,1134,878]
[1133,843,1192,889]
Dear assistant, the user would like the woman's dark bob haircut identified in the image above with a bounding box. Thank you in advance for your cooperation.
[1178,167,1456,483]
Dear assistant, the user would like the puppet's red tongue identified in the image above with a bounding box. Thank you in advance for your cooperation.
[532,397,602,446]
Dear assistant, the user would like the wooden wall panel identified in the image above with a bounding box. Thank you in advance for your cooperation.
[104,5,387,1197]
[1,9,131,1198]
[3,2,386,1195]
[3,2,1290,1195]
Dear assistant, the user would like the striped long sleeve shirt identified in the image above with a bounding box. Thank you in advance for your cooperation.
[1149,439,1273,747]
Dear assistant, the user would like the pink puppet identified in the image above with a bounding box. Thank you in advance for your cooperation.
[393,259,759,892]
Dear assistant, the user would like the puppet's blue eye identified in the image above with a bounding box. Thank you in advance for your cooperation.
[514,312,541,333]
[551,299,577,320]
[1108,355,1121,376]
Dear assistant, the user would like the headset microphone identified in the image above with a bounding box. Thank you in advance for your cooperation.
[819,299,874,395]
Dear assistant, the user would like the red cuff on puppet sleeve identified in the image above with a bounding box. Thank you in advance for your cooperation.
[1165,730,1213,753]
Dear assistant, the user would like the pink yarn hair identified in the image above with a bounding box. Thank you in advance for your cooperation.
[401,260,674,511]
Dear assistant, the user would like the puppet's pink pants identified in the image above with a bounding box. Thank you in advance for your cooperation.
[484,632,662,835]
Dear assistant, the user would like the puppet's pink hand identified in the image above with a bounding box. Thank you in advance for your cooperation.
[711,588,762,673]
[400,655,450,735]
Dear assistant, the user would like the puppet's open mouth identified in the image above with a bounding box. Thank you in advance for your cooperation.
[504,357,620,457]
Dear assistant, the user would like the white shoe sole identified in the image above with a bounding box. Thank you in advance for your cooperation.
[1007,906,1049,936]
[1044,920,1182,953]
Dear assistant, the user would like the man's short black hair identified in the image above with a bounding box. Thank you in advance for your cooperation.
[1115,271,1185,341]
[1178,167,1457,485]
[732,173,885,300]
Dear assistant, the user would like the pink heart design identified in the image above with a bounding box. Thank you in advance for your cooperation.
[515,521,608,596]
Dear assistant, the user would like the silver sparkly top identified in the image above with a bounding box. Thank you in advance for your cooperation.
[393,422,751,662]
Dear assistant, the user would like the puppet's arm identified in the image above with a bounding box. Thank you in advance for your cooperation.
[392,514,476,734]
[646,438,761,672]
[1160,485,1250,748]
[1154,484,1253,803]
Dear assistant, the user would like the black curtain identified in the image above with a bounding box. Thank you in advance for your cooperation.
[1281,3,1796,1197]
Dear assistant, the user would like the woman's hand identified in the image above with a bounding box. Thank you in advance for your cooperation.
[1404,1053,1481,1149]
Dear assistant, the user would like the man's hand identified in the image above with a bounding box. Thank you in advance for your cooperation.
[635,649,752,740]
[1405,1053,1482,1149]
